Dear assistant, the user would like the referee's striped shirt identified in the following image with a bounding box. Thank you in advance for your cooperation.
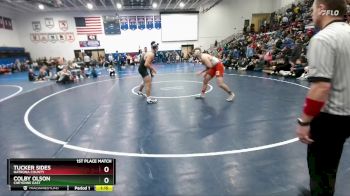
[307,21,350,116]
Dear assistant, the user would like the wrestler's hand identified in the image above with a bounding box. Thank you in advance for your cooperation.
[196,70,206,77]
[151,68,157,76]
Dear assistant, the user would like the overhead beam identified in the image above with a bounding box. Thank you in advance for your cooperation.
[208,0,221,9]
[183,0,191,9]
[99,0,106,7]
[0,2,27,13]
[67,0,79,7]
[174,0,190,9]
[150,0,154,9]
[5,1,33,12]
[165,0,173,9]
[189,0,200,9]
[40,6,120,12]
[78,0,87,7]
[173,0,182,9]
[198,0,211,9]
[23,0,44,11]
[89,0,96,7]
[60,0,69,8]
[109,0,116,10]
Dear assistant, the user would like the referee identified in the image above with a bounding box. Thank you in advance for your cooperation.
[296,0,350,195]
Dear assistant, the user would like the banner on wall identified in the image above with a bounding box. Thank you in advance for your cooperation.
[3,17,13,30]
[87,34,97,40]
[146,16,153,30]
[59,20,68,31]
[45,18,54,28]
[137,16,145,30]
[66,32,75,42]
[0,17,3,29]
[39,33,48,43]
[120,16,128,30]
[32,21,41,31]
[129,16,137,30]
[30,33,40,43]
[48,33,58,43]
[103,15,121,35]
[29,32,75,43]
[154,15,161,30]
[58,33,66,42]
[79,40,100,47]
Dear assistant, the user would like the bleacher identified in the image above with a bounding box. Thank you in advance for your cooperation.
[0,47,30,74]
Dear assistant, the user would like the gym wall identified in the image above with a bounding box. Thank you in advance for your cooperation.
[0,7,22,47]
[1,0,290,60]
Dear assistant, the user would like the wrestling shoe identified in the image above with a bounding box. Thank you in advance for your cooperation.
[147,97,158,104]
[137,91,146,97]
[226,93,235,102]
[195,93,205,99]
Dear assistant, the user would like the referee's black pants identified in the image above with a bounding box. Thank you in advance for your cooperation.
[308,112,350,196]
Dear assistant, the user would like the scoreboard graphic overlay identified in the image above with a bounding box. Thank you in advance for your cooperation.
[7,158,116,191]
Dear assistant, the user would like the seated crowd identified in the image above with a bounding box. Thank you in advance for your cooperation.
[26,49,185,83]
[210,0,349,80]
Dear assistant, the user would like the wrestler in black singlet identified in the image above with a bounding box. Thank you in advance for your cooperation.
[138,52,154,78]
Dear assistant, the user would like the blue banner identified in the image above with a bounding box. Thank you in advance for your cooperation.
[146,16,153,30]
[103,16,121,35]
[154,15,161,30]
[129,16,137,31]
[120,16,128,30]
[137,16,145,30]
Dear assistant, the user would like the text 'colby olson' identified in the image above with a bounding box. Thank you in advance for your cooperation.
[13,176,51,185]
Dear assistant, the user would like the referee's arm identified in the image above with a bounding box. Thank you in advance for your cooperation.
[301,82,331,122]
[297,38,334,144]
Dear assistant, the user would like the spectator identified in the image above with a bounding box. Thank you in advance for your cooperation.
[282,15,289,26]
[246,45,254,58]
[37,66,47,81]
[15,59,21,72]
[28,69,37,81]
[290,58,305,77]
[108,65,116,77]
[289,39,304,65]
[83,53,91,67]
[32,61,39,70]
[56,67,73,84]
[90,67,98,78]
[113,51,119,66]
[165,52,170,63]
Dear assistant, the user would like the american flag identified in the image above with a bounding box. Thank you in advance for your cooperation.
[75,17,103,35]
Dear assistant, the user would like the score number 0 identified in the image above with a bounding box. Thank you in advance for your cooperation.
[103,166,110,184]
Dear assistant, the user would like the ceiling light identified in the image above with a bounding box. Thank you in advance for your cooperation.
[117,3,122,9]
[38,4,44,10]
[179,2,185,8]
[152,2,158,8]
[87,3,93,9]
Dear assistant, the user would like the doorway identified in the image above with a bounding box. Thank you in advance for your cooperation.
[74,49,105,61]
[181,45,194,60]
